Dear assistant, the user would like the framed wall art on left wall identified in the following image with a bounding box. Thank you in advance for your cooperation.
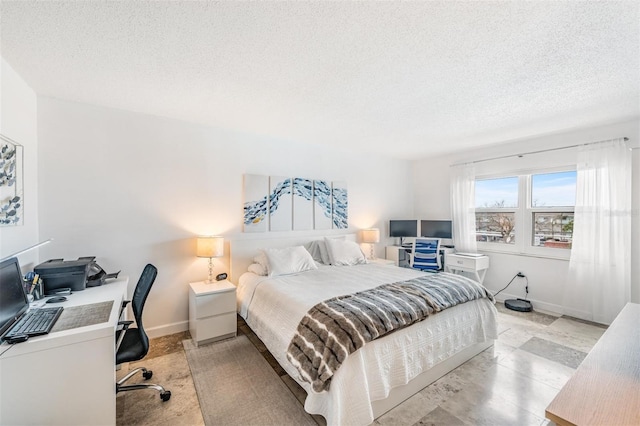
[0,134,24,227]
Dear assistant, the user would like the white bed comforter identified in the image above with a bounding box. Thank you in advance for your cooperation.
[237,263,498,426]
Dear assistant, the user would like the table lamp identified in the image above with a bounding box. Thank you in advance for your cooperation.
[197,236,224,283]
[361,228,380,260]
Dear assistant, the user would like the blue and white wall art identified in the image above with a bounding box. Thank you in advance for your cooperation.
[269,176,292,231]
[332,181,348,229]
[243,174,348,232]
[313,180,332,230]
[243,174,269,232]
[0,136,24,227]
[293,178,313,231]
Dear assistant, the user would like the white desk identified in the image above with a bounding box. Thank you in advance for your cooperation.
[444,253,489,284]
[0,278,128,425]
[385,245,454,269]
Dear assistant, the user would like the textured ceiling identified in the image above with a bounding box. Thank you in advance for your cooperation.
[1,1,638,159]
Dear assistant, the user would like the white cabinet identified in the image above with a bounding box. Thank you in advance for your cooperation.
[189,280,236,346]
[444,253,490,284]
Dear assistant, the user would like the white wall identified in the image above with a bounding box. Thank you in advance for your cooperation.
[0,58,39,271]
[37,97,414,336]
[413,119,640,319]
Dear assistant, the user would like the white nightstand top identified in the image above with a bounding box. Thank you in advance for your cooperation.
[368,258,395,265]
[189,279,235,295]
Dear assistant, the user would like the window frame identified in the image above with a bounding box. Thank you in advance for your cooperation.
[475,167,576,260]
[474,175,520,250]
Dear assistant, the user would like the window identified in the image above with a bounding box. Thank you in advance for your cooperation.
[475,177,518,245]
[475,170,576,257]
[530,171,576,249]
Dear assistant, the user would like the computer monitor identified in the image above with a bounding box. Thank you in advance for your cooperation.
[420,220,454,247]
[389,220,418,237]
[0,257,29,338]
[389,220,418,245]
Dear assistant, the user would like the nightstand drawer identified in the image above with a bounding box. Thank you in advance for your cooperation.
[449,255,476,268]
[195,290,236,318]
[446,254,489,270]
[194,311,236,343]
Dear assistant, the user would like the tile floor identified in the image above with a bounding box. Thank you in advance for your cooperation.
[116,304,606,426]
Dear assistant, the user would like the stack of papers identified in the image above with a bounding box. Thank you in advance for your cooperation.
[455,252,484,257]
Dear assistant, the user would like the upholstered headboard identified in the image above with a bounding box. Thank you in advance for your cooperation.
[229,233,357,283]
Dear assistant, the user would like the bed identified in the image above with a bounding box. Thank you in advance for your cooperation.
[231,234,498,425]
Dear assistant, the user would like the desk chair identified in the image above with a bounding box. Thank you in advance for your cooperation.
[410,238,441,271]
[116,264,171,401]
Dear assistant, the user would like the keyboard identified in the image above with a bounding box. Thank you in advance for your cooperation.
[3,307,63,339]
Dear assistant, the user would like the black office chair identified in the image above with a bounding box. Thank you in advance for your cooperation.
[116,264,171,401]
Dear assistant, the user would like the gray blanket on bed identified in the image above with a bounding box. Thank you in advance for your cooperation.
[286,273,494,392]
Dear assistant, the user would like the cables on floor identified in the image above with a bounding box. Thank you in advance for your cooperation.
[493,272,528,298]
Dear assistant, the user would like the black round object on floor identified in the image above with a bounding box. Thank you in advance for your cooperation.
[505,298,533,312]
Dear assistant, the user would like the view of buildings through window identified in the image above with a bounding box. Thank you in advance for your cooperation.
[475,171,577,249]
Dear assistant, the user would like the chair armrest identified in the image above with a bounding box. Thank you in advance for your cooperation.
[119,300,131,320]
[116,320,134,351]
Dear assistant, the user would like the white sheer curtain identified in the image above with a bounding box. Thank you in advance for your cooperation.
[450,163,477,253]
[563,138,631,324]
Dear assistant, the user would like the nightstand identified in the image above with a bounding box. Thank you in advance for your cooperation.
[188,280,236,346]
[369,258,396,266]
[444,253,490,284]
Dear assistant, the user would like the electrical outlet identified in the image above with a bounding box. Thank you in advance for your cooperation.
[517,272,525,278]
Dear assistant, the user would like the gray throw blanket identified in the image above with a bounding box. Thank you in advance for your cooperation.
[286,273,494,392]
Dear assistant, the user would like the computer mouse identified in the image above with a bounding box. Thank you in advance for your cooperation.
[46,296,67,303]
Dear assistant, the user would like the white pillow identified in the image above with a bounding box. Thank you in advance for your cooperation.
[324,238,367,266]
[320,235,347,264]
[263,246,318,277]
[253,252,269,268]
[304,240,325,264]
[247,263,268,276]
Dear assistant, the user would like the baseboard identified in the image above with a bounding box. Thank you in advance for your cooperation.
[146,320,189,339]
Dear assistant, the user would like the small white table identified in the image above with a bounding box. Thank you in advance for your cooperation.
[189,280,237,346]
[369,258,396,266]
[444,253,489,284]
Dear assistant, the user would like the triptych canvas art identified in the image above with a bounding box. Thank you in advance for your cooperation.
[243,174,348,232]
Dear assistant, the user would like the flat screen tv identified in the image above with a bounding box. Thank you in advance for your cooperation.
[420,220,452,239]
[389,220,418,238]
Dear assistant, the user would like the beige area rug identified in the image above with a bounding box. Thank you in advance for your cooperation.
[116,349,205,426]
[183,336,317,426]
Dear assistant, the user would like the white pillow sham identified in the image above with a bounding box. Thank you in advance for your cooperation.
[304,236,346,264]
[324,237,367,266]
[248,262,268,276]
[263,245,318,277]
[304,240,325,264]
[253,252,269,269]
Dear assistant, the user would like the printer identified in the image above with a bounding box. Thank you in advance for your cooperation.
[34,257,94,294]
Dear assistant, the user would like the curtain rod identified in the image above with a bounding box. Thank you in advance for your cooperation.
[452,136,629,166]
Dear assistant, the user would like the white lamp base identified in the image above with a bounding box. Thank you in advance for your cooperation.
[206,258,214,283]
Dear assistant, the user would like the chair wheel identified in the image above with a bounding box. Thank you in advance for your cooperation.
[160,391,171,401]
[143,370,153,380]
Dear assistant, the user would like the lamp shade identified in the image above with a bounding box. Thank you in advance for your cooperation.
[196,236,224,258]
[362,228,380,244]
